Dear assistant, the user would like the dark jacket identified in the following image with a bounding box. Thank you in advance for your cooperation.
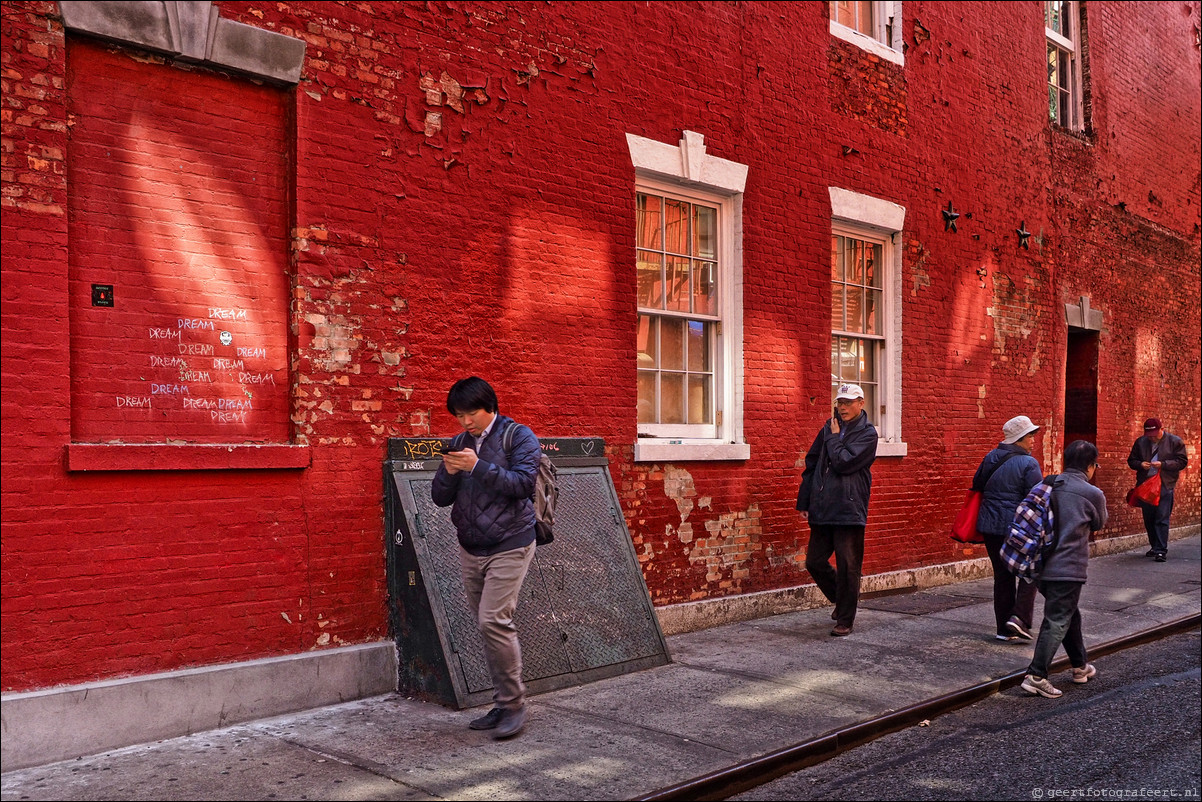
[431,415,539,556]
[972,443,1043,537]
[1127,431,1188,490]
[796,411,878,527]
[1041,468,1108,583]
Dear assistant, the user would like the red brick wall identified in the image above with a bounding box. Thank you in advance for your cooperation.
[67,40,292,443]
[2,0,1198,692]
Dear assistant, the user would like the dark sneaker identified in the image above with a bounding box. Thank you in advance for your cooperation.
[468,707,505,730]
[1006,616,1034,640]
[1146,549,1157,557]
[1154,553,1167,562]
[1021,674,1062,698]
[492,706,527,739]
[830,625,852,637]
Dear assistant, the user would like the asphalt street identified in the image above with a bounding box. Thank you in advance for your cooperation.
[732,628,1202,801]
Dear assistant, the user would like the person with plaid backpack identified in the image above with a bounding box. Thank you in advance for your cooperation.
[1018,440,1108,699]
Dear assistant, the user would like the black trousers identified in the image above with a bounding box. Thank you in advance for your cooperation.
[806,524,865,628]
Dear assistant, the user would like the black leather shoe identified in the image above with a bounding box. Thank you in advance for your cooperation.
[492,706,527,739]
[469,707,504,730]
[1154,553,1167,562]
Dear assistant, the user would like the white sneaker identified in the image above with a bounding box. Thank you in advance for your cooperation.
[1071,664,1097,684]
[1021,674,1063,698]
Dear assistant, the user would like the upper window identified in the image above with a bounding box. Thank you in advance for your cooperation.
[828,188,907,456]
[627,132,749,462]
[1046,0,1084,130]
[829,1,904,65]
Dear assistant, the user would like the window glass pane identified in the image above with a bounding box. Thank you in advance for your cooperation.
[831,1,853,28]
[664,199,689,255]
[636,314,657,368]
[695,206,716,260]
[692,260,716,315]
[866,243,882,288]
[860,341,876,384]
[636,193,662,250]
[660,374,685,424]
[687,321,710,372]
[831,236,842,281]
[831,283,845,332]
[637,250,663,309]
[665,255,690,312]
[855,0,874,35]
[861,383,877,426]
[688,375,711,425]
[845,286,865,333]
[661,317,685,370]
[849,240,864,284]
[865,288,881,336]
[841,337,861,381]
[637,370,657,423]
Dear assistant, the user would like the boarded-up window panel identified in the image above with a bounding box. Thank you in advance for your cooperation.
[67,39,291,444]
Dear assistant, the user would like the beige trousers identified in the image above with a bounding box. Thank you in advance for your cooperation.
[458,543,536,710]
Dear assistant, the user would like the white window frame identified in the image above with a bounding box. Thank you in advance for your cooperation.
[627,131,749,462]
[1045,0,1084,130]
[829,187,907,457]
[829,1,904,67]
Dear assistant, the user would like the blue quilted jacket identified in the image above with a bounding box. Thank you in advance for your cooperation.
[972,443,1043,537]
[431,415,539,556]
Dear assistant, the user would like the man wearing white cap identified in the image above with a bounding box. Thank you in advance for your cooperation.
[797,383,878,636]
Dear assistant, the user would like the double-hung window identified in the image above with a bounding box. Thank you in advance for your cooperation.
[831,232,884,424]
[627,132,749,462]
[636,191,719,436]
[1046,0,1083,130]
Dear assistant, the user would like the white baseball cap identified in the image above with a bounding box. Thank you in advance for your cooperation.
[835,383,865,401]
[1002,415,1039,444]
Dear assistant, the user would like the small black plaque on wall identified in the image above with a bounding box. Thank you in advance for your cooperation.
[91,284,114,307]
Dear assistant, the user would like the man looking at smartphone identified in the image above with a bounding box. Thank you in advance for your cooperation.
[431,376,541,739]
[797,383,879,637]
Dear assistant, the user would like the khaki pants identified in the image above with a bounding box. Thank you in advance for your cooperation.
[459,543,536,710]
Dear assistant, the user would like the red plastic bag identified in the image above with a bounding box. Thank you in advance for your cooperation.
[950,489,985,543]
[1126,473,1162,507]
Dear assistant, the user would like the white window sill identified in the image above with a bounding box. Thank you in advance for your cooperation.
[877,440,908,457]
[830,20,904,67]
[634,440,751,463]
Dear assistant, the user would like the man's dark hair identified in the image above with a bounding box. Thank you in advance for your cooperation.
[1064,439,1098,472]
[446,376,499,415]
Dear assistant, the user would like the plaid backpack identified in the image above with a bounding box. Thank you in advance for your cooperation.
[502,423,558,546]
[1001,475,1062,581]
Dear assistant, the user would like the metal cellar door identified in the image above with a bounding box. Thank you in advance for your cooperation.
[385,436,671,708]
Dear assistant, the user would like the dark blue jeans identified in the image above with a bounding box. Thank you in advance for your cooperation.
[1027,580,1087,679]
[1140,486,1174,555]
[806,524,864,628]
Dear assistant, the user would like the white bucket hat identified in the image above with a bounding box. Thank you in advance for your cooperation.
[1002,415,1039,445]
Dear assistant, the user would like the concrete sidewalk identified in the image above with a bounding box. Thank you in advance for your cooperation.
[3,536,1199,802]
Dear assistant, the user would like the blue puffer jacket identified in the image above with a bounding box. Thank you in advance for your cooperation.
[431,415,539,556]
[972,443,1043,537]
[796,411,878,527]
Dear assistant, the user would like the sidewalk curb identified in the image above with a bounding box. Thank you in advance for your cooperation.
[634,613,1202,802]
